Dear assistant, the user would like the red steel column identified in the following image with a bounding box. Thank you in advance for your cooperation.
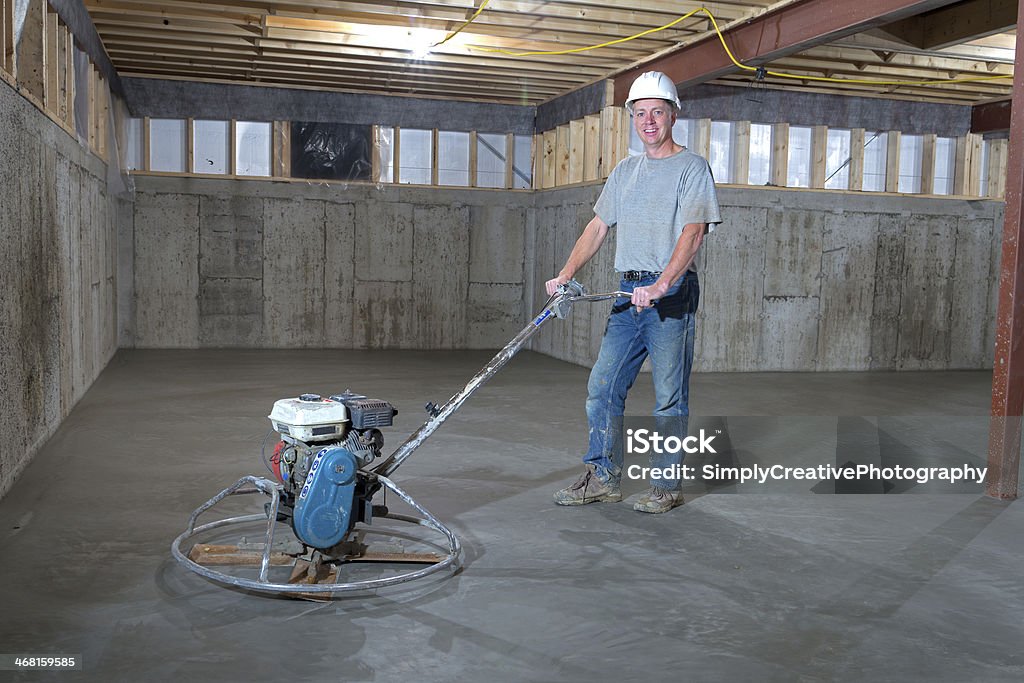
[986,0,1024,500]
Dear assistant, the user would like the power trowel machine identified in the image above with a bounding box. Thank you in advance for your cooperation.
[172,280,629,596]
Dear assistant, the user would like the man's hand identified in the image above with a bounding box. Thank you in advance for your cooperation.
[546,273,572,296]
[632,281,669,310]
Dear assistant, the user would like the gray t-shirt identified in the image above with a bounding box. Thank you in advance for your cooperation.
[594,148,722,272]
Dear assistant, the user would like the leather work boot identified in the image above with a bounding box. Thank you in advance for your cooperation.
[632,486,683,513]
[553,465,621,505]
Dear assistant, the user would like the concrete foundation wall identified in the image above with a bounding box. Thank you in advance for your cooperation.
[0,81,122,498]
[530,185,1004,372]
[129,177,1003,374]
[126,178,530,350]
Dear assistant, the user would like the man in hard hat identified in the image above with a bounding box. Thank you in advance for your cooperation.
[546,71,722,513]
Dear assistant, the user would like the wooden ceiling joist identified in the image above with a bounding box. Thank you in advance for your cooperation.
[263,11,689,46]
[876,0,1017,50]
[108,44,591,86]
[86,4,260,22]
[773,55,1014,85]
[83,0,1017,107]
[614,0,977,100]
[833,31,1016,63]
[110,52,567,96]
[106,34,610,79]
[91,16,260,38]
[802,44,1015,75]
[258,26,656,63]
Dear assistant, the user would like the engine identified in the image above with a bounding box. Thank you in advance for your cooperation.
[266,391,396,551]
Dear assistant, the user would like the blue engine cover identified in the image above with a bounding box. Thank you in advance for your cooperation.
[292,447,359,549]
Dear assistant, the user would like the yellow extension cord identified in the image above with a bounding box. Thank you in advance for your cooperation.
[433,3,1012,89]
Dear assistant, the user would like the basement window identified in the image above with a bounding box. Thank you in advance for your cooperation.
[898,134,923,193]
[290,123,372,180]
[709,121,734,183]
[862,132,888,192]
[512,134,532,189]
[124,117,143,171]
[824,128,851,190]
[674,119,694,150]
[979,140,992,196]
[235,121,271,177]
[438,131,470,186]
[193,120,229,175]
[787,126,812,188]
[933,136,956,195]
[399,128,432,185]
[72,45,90,141]
[376,126,394,183]
[748,123,772,186]
[477,133,506,188]
[149,118,187,173]
[13,0,29,45]
[628,124,642,156]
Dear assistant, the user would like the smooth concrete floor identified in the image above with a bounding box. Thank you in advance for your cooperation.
[0,349,1021,682]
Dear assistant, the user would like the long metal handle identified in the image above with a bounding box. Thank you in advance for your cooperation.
[372,281,625,479]
[569,291,632,302]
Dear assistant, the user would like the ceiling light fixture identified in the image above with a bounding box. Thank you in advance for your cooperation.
[408,29,442,60]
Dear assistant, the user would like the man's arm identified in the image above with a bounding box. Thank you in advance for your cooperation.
[545,215,611,295]
[630,222,706,310]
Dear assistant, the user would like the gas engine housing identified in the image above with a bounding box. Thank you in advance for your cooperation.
[267,391,396,551]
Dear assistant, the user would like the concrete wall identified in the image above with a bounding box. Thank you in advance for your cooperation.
[530,184,1004,372]
[126,178,530,349]
[0,80,122,498]
[128,176,1003,373]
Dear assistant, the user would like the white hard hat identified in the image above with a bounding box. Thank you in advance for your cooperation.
[625,71,681,113]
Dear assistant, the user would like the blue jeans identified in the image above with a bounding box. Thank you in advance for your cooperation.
[583,271,699,491]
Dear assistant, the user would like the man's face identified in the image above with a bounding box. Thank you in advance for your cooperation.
[631,98,676,148]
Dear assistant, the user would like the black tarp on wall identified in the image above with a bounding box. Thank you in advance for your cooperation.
[290,122,373,180]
